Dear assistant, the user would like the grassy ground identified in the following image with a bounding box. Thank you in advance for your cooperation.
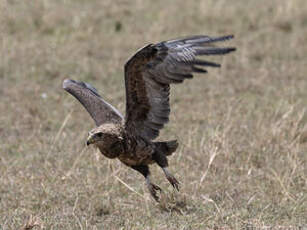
[1,0,307,229]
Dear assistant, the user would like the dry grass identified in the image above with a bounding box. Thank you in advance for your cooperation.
[1,0,307,229]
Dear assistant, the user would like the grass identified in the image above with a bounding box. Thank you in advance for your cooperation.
[1,0,307,229]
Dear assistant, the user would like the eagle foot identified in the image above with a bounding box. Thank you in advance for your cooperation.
[166,174,180,191]
[147,182,162,202]
[162,167,180,191]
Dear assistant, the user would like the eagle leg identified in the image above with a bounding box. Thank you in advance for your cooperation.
[162,167,180,191]
[153,152,180,191]
[131,165,162,202]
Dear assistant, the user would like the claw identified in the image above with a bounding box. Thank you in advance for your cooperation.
[168,175,180,191]
[148,182,162,202]
[146,175,162,202]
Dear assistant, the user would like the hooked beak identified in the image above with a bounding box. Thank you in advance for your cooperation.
[86,135,94,146]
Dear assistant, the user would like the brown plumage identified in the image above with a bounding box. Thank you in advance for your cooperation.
[63,35,236,201]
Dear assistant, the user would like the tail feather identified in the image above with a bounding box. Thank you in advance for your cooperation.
[154,140,178,156]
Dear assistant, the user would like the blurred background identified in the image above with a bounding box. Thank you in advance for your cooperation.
[1,0,306,229]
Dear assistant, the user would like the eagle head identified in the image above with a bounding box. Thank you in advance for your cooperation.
[86,123,123,147]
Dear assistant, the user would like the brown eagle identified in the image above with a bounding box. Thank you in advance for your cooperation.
[63,35,235,201]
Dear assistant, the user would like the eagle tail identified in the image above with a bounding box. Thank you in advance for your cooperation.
[154,140,178,156]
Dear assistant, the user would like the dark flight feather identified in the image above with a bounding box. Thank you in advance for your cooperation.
[124,35,236,140]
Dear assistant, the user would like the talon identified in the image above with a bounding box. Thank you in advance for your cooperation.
[146,175,162,202]
[167,174,180,191]
[148,183,162,201]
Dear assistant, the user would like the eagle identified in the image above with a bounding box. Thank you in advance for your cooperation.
[63,35,236,201]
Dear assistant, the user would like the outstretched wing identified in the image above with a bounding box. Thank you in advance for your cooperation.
[124,35,236,140]
[63,79,123,126]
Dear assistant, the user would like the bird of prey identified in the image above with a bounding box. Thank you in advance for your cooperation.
[63,35,235,201]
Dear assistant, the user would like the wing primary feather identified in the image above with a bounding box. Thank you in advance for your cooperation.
[165,35,234,46]
[193,59,221,67]
[190,35,235,44]
[192,66,208,73]
[166,67,194,79]
[148,113,169,124]
[170,72,193,79]
[208,35,234,42]
[147,121,164,129]
[195,47,236,55]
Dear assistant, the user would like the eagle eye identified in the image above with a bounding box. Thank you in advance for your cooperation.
[96,132,103,138]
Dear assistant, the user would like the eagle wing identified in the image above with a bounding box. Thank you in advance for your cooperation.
[63,79,123,126]
[124,35,236,140]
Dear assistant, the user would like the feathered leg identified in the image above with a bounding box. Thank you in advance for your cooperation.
[131,165,162,201]
[153,152,180,191]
